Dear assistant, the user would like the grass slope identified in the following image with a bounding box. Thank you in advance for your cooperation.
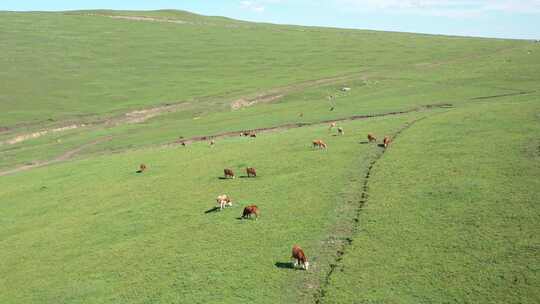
[0,9,539,304]
[0,114,422,304]
[322,97,540,303]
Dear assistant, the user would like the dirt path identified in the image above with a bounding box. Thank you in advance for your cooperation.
[230,72,362,110]
[164,102,452,147]
[0,103,450,177]
[313,115,430,304]
[0,136,112,177]
[0,72,361,147]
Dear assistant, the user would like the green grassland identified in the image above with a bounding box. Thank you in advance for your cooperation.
[0,9,539,304]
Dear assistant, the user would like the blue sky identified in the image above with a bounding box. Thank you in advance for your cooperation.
[2,0,539,39]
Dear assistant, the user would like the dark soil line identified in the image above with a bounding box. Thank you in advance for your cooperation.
[313,116,428,304]
[469,90,536,101]
[166,103,452,147]
[0,136,112,177]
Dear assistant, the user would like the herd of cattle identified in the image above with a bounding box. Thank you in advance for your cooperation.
[136,122,392,271]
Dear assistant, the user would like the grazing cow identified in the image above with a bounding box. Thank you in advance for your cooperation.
[291,245,309,270]
[246,167,257,177]
[242,131,250,137]
[367,133,377,143]
[383,136,391,148]
[312,140,327,149]
[241,205,260,219]
[337,127,344,135]
[250,133,257,138]
[216,194,232,210]
[138,164,147,173]
[181,142,186,146]
[224,168,235,179]
[329,122,337,130]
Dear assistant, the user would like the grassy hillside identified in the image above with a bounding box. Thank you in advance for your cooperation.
[322,97,540,304]
[0,10,529,127]
[0,10,539,304]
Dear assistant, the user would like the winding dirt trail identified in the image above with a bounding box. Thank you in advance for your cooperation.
[164,103,452,147]
[313,115,430,304]
[0,136,112,177]
[0,72,361,147]
[0,103,450,177]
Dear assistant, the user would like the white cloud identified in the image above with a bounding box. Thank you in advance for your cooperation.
[336,0,540,17]
[240,1,267,13]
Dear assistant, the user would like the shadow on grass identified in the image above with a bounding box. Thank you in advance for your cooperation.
[377,144,386,148]
[204,207,220,214]
[136,170,144,173]
[275,262,295,270]
[218,177,234,180]
[239,176,257,179]
[359,141,369,144]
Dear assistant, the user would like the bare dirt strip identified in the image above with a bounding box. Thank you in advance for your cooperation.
[0,136,112,177]
[164,103,452,147]
[313,115,430,304]
[0,72,361,147]
[0,103,451,177]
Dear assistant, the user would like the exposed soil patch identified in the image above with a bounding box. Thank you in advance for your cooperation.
[167,103,451,146]
[230,73,362,110]
[0,136,112,177]
[313,116,428,304]
[469,90,536,101]
[1,72,360,146]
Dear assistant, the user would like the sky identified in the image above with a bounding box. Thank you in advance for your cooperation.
[1,0,539,39]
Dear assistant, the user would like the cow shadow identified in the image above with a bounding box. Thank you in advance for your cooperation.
[136,170,144,174]
[377,144,386,148]
[239,175,257,179]
[204,207,220,214]
[275,262,295,270]
[218,177,234,180]
[359,141,369,144]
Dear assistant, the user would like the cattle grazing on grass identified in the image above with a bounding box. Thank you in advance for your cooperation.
[337,127,344,135]
[312,139,327,150]
[291,245,309,270]
[250,133,257,138]
[383,136,392,148]
[241,131,250,137]
[246,167,257,177]
[241,205,260,219]
[367,133,377,143]
[224,168,235,179]
[216,194,232,210]
[329,122,337,130]
[137,164,147,173]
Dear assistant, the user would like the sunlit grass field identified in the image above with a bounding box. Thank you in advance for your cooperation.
[0,9,539,304]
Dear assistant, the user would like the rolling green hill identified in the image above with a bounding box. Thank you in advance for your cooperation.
[0,10,539,304]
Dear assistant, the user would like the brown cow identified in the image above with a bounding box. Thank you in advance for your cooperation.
[241,205,260,219]
[328,122,337,130]
[291,245,309,270]
[383,136,391,148]
[367,133,377,143]
[224,168,235,179]
[216,194,232,210]
[312,140,327,149]
[137,164,147,173]
[246,167,257,177]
